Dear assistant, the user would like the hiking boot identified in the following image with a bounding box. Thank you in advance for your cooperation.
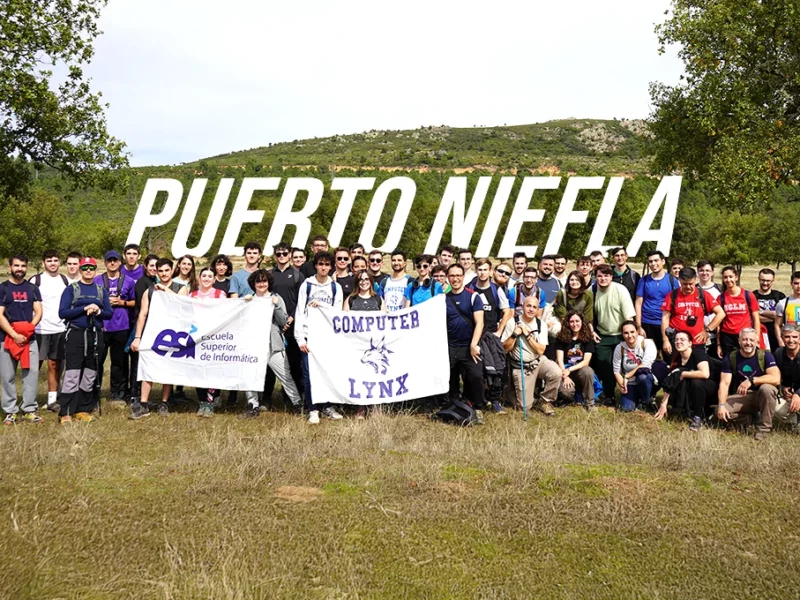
[196,404,213,418]
[322,406,343,420]
[585,403,598,413]
[538,402,556,417]
[46,402,60,413]
[754,429,769,441]
[3,413,16,426]
[20,412,43,424]
[239,406,260,419]
[60,415,72,426]
[308,410,320,425]
[689,416,703,432]
[129,403,150,420]
[73,412,95,423]
[158,403,169,417]
[491,400,507,415]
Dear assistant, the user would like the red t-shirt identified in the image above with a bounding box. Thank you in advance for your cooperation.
[718,289,758,335]
[661,289,719,339]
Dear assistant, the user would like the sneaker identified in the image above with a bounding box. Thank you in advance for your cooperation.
[689,416,703,432]
[60,415,72,426]
[196,404,213,418]
[538,402,556,417]
[3,413,16,426]
[491,401,507,415]
[308,410,320,425]
[129,403,151,420]
[474,409,485,425]
[754,429,769,441]
[46,402,60,413]
[73,412,95,423]
[322,406,344,420]
[21,412,43,424]
[158,403,169,417]
[585,403,598,413]
[240,406,259,419]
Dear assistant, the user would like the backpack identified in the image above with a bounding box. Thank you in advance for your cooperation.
[101,272,126,295]
[69,281,105,309]
[466,280,503,322]
[642,273,678,304]
[379,274,410,296]
[513,282,540,310]
[30,273,68,287]
[434,399,481,426]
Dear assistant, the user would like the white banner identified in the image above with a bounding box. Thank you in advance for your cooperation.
[307,294,450,404]
[138,292,272,390]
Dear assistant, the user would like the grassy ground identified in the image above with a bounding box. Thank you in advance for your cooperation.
[1,263,798,599]
[1,400,799,599]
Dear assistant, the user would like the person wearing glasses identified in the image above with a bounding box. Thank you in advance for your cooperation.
[492,262,513,297]
[609,247,640,302]
[263,241,305,411]
[405,255,442,307]
[332,246,354,297]
[431,264,451,293]
[775,271,800,347]
[508,267,546,319]
[57,257,112,424]
[753,268,785,352]
[366,250,388,286]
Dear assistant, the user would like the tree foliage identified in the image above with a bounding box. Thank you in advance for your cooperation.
[649,0,800,211]
[0,0,128,199]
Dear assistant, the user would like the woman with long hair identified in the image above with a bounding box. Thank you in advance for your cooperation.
[613,320,657,412]
[555,311,597,411]
[654,330,716,430]
[211,254,233,294]
[717,265,760,358]
[241,269,302,418]
[553,270,594,323]
[172,255,197,292]
[190,267,226,417]
[344,271,386,419]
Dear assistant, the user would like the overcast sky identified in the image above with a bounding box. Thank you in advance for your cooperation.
[88,0,684,166]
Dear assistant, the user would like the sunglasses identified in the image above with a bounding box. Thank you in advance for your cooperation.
[496,269,511,276]
[81,265,97,272]
[336,256,350,262]
[369,258,382,264]
[416,263,430,269]
[275,251,289,257]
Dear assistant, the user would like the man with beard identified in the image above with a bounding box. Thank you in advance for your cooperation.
[536,255,561,305]
[0,255,42,424]
[753,268,785,352]
[300,236,329,278]
[379,250,411,312]
[553,254,568,287]
[610,247,640,301]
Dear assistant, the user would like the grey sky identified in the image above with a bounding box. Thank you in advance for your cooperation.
[88,0,684,166]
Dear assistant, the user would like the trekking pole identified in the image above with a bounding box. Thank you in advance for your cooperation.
[518,336,527,422]
[89,315,102,417]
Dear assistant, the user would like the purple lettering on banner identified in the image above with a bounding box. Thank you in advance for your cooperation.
[388,315,398,330]
[399,313,409,329]
[351,316,363,333]
[342,317,350,333]
[378,380,393,398]
[333,316,341,334]
[363,381,376,399]
[376,316,385,331]
[410,310,419,329]
[365,316,375,330]
[395,373,408,395]
[348,378,361,399]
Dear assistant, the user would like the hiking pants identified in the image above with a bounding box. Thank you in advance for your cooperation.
[448,345,484,408]
[619,372,655,412]
[263,326,304,406]
[302,353,329,413]
[510,357,560,411]
[558,366,596,406]
[247,350,302,408]
[592,333,622,399]
[0,341,39,414]
[98,328,129,399]
[721,384,779,433]
[686,378,718,419]
[60,327,98,416]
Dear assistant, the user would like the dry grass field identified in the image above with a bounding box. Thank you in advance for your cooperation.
[0,262,798,599]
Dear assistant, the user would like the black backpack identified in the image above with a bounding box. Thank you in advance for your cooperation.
[434,399,481,427]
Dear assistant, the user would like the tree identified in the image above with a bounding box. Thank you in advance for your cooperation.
[649,1,800,211]
[0,0,128,199]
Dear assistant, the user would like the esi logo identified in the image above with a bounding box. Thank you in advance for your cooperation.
[152,328,196,359]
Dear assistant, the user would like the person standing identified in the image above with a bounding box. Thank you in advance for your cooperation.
[121,244,144,281]
[211,254,233,295]
[509,252,528,286]
[635,250,680,354]
[458,249,477,285]
[467,259,512,337]
[775,271,800,347]
[553,254,568,287]
[332,247,354,297]
[661,266,725,357]
[129,254,158,404]
[95,250,136,403]
[301,236,329,278]
[379,250,411,313]
[610,247,640,302]
[228,242,262,298]
[536,255,562,305]
[753,268,785,352]
[30,250,68,412]
[0,255,43,425]
[65,252,82,284]
[367,250,389,286]
[404,255,442,307]
[717,266,761,358]
[58,257,112,424]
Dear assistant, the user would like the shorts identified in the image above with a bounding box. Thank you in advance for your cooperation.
[37,332,66,361]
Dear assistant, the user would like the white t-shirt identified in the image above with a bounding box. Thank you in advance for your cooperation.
[501,317,548,363]
[381,275,410,313]
[33,273,68,334]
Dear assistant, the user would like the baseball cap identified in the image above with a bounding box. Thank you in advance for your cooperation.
[79,257,97,268]
[104,250,121,261]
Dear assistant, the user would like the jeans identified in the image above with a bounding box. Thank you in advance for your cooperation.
[619,372,654,412]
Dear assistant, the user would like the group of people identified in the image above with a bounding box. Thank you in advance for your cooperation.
[0,238,797,439]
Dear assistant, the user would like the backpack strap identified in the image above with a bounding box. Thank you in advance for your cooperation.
[446,292,475,329]
[32,274,41,287]
[744,290,755,328]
